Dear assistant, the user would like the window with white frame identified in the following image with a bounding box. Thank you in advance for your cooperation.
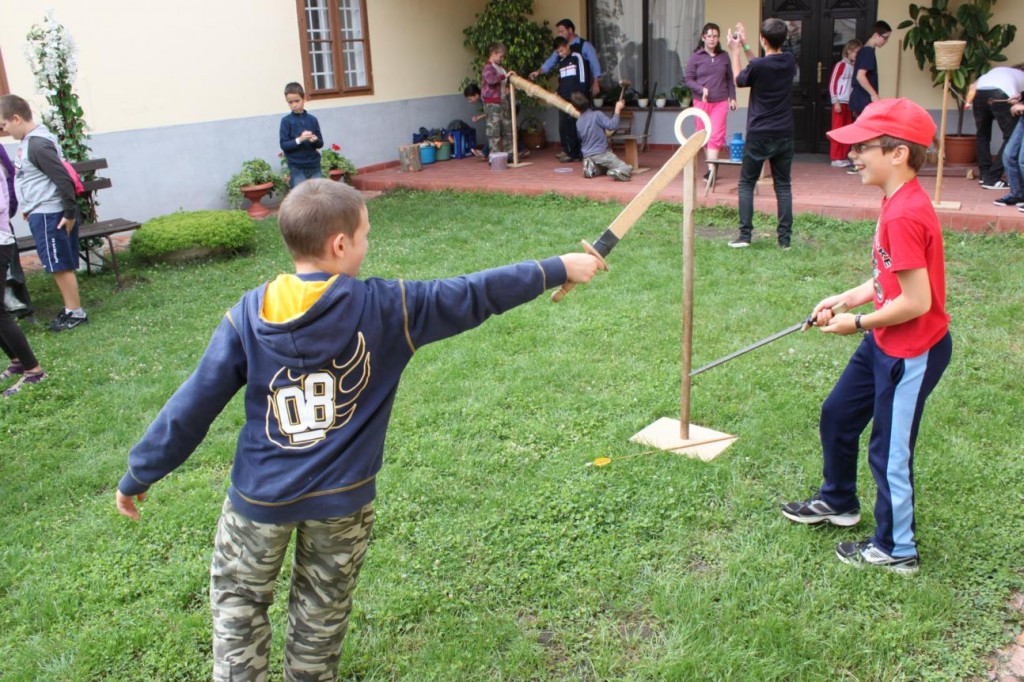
[590,0,704,99]
[296,0,373,98]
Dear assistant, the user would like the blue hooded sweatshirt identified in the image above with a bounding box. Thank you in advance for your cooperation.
[118,257,567,523]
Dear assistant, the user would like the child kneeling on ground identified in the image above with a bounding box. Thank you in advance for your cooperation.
[115,179,601,680]
[571,91,632,182]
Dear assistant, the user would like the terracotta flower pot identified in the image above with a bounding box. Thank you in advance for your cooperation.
[328,168,347,182]
[240,182,273,220]
[942,134,977,166]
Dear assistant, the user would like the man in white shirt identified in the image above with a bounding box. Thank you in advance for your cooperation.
[972,65,1024,190]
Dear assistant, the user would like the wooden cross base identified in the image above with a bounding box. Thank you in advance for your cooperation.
[630,417,736,462]
[932,200,962,210]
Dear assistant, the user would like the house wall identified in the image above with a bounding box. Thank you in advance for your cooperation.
[1,0,489,228]
[1,0,1021,231]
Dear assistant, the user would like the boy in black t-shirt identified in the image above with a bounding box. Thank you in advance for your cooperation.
[726,19,797,249]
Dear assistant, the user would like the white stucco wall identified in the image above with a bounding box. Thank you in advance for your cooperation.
[0,0,488,134]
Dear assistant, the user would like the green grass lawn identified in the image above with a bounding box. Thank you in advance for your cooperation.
[1,189,1022,680]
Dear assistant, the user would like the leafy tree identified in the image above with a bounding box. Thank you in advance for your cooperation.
[463,0,554,92]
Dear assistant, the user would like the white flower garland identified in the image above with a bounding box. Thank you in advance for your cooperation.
[24,9,81,139]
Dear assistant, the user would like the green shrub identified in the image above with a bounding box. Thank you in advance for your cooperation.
[130,210,256,261]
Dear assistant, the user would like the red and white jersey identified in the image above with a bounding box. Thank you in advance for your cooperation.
[872,178,950,358]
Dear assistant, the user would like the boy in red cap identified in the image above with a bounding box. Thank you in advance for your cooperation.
[781,98,952,574]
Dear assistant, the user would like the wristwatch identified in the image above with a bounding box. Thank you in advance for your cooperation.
[855,314,865,332]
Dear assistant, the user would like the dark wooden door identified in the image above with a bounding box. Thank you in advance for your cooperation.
[761,0,877,153]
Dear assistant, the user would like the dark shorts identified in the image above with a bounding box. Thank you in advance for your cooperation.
[28,212,79,273]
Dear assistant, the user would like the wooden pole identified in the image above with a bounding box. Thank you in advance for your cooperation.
[680,151,695,440]
[509,82,520,165]
[934,70,950,205]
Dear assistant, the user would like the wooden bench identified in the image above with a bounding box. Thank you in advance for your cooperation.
[609,110,650,173]
[703,158,765,196]
[16,158,141,288]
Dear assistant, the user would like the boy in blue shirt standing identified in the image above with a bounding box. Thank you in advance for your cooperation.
[279,82,324,188]
[115,180,601,680]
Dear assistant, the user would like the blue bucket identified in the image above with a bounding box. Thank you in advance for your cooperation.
[419,144,436,165]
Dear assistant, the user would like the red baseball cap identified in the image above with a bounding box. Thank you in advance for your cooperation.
[827,98,937,147]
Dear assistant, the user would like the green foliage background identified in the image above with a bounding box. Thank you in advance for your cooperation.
[898,0,1016,135]
[462,0,554,95]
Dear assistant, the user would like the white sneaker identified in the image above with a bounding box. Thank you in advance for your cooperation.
[830,160,849,168]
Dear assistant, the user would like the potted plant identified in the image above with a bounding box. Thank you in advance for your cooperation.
[321,143,358,182]
[899,0,1016,164]
[636,90,649,108]
[655,92,668,108]
[226,158,287,220]
[672,84,692,108]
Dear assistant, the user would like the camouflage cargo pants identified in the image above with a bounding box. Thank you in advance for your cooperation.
[484,100,513,155]
[210,498,374,682]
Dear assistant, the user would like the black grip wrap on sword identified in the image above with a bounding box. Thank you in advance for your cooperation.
[590,229,620,258]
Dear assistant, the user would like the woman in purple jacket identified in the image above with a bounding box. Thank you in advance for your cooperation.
[685,23,737,178]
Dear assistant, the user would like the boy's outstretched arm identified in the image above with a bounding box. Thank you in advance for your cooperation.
[115,315,247,521]
[402,253,602,349]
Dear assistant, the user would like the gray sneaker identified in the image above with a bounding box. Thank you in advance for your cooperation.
[836,540,919,574]
[781,491,861,526]
[48,310,89,332]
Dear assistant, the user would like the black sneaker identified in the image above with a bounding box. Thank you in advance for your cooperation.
[728,236,751,248]
[993,194,1022,207]
[778,238,791,250]
[781,491,860,526]
[48,310,89,332]
[836,540,919,574]
[981,179,1009,190]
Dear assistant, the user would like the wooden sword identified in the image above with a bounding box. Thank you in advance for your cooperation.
[551,129,708,302]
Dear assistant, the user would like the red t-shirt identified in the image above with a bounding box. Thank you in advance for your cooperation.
[871,178,950,358]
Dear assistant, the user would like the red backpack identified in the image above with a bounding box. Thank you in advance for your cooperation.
[63,159,84,195]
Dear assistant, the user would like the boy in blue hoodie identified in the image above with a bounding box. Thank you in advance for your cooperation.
[279,82,324,188]
[115,179,601,680]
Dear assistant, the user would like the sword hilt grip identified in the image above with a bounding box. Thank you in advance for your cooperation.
[551,241,609,303]
[801,301,849,331]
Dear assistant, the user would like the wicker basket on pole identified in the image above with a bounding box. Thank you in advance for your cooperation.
[933,40,966,209]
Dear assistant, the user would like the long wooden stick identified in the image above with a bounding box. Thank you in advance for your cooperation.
[510,82,519,165]
[934,70,950,205]
[509,74,580,118]
[680,149,695,440]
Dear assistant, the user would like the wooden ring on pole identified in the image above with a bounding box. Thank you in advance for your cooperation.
[674,107,713,147]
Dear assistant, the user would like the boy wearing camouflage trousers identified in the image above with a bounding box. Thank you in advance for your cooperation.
[481,42,514,157]
[115,180,601,680]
